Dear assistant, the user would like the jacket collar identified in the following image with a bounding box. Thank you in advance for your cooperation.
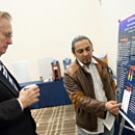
[75,56,107,78]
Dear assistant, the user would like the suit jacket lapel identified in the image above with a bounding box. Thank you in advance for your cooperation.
[0,72,19,96]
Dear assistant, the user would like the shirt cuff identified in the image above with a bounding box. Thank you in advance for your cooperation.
[17,98,24,110]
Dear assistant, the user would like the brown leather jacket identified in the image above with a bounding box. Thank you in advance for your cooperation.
[64,56,116,132]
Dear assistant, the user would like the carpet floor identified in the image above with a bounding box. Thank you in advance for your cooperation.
[32,104,77,135]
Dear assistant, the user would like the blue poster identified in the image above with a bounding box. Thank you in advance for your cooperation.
[117,13,135,129]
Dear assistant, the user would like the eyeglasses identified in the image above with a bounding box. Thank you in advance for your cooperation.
[0,31,12,39]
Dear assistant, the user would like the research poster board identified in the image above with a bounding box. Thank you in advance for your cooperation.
[117,13,135,129]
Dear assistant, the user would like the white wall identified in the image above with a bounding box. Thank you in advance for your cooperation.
[0,0,135,82]
[99,0,135,75]
[0,0,104,82]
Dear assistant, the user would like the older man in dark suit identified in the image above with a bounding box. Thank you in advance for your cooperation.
[0,11,40,135]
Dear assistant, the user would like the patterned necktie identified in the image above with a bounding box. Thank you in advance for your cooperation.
[0,61,18,91]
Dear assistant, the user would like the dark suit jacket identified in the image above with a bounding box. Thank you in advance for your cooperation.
[0,65,37,135]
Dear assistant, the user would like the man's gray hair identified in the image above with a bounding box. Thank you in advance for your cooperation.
[0,11,11,20]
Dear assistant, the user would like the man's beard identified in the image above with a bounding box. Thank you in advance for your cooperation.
[83,59,91,66]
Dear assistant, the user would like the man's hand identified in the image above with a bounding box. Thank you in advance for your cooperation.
[18,85,40,109]
[105,100,121,116]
